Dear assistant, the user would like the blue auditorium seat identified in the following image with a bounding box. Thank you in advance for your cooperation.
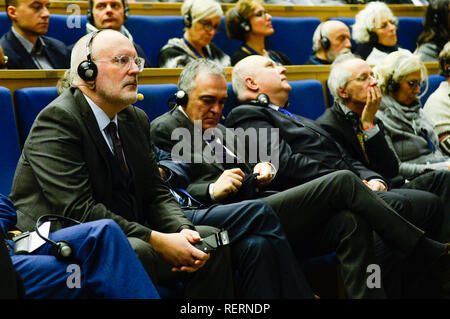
[266,17,321,65]
[125,15,184,68]
[135,83,179,121]
[288,80,327,120]
[0,87,21,196]
[47,14,88,46]
[420,74,446,106]
[14,87,58,146]
[213,17,243,58]
[397,17,423,53]
[0,13,9,36]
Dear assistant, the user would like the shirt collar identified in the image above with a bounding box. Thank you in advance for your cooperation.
[11,26,46,55]
[83,93,118,132]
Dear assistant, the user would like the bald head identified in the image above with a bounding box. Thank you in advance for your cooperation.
[232,55,291,107]
[313,20,352,63]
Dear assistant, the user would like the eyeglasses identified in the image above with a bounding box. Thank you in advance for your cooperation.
[95,55,145,72]
[254,9,270,18]
[198,20,222,33]
[405,79,423,90]
[347,72,376,84]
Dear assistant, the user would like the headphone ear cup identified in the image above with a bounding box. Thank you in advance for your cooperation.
[240,20,251,33]
[53,240,74,261]
[175,90,188,107]
[320,36,331,50]
[387,78,400,93]
[183,13,192,28]
[77,60,98,82]
[369,31,378,44]
[123,0,130,20]
[256,93,270,107]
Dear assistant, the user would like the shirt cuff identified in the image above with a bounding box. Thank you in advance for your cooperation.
[208,183,216,201]
[362,124,380,141]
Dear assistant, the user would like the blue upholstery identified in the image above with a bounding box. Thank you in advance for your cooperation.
[47,14,88,46]
[421,74,446,106]
[288,80,327,120]
[397,17,423,52]
[267,17,321,65]
[135,84,179,121]
[125,15,184,68]
[213,17,243,58]
[0,13,9,36]
[0,87,20,196]
[14,87,58,146]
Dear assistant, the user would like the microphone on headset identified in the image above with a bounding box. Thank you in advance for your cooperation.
[137,93,144,101]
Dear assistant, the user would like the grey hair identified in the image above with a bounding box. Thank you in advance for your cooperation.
[439,41,450,76]
[312,22,331,53]
[181,0,223,29]
[178,58,226,95]
[352,2,396,43]
[327,53,361,104]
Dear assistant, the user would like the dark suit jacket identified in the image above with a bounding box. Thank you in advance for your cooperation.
[0,29,70,69]
[10,88,193,241]
[316,103,400,182]
[224,103,384,191]
[151,108,252,205]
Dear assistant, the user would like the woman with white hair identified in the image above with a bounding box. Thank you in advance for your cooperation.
[374,50,450,180]
[352,2,408,65]
[158,0,230,68]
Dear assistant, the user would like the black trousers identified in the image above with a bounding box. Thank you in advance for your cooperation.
[259,170,445,299]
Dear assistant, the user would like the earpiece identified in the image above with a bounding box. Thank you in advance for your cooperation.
[345,111,360,128]
[233,7,251,33]
[368,30,378,44]
[174,90,189,107]
[247,93,270,107]
[137,93,144,101]
[183,0,194,28]
[77,30,103,82]
[319,24,330,50]
[35,214,81,261]
[387,76,400,93]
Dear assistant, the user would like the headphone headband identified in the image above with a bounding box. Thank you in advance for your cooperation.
[233,7,251,33]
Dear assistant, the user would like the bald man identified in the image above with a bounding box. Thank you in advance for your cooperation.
[306,20,352,65]
[10,29,234,298]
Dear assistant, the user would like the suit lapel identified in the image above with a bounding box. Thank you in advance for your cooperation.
[7,31,38,69]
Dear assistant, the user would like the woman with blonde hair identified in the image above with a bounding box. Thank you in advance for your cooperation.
[373,50,450,180]
[352,2,408,65]
[225,0,292,66]
[158,0,230,68]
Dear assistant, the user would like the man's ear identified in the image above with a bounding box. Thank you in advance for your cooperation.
[244,76,259,92]
[7,6,17,21]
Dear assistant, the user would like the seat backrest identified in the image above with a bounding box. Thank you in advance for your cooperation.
[0,12,10,37]
[14,87,58,146]
[47,14,88,46]
[0,87,21,196]
[420,74,446,106]
[397,17,423,52]
[288,80,326,120]
[125,15,184,67]
[266,17,321,65]
[135,84,179,121]
[212,17,242,58]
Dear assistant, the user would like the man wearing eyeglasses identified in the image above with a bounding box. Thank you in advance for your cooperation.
[85,0,151,68]
[0,0,70,69]
[10,29,235,299]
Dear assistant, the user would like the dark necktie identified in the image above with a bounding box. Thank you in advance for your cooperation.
[106,122,130,177]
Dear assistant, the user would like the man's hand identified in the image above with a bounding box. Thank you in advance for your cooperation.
[253,162,274,187]
[149,229,210,273]
[360,85,382,129]
[363,179,387,191]
[212,168,245,201]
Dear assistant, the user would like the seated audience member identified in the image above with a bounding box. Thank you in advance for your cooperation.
[0,194,160,299]
[306,20,352,65]
[225,0,292,66]
[0,0,70,69]
[158,0,230,68]
[423,42,450,156]
[315,53,450,234]
[352,2,408,65]
[151,58,450,299]
[10,29,234,299]
[415,0,449,62]
[373,50,450,180]
[85,0,151,67]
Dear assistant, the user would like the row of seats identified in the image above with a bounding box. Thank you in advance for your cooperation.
[0,13,424,66]
[1,74,445,196]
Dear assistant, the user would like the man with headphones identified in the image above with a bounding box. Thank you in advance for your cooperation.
[0,0,70,69]
[306,20,352,65]
[11,29,234,299]
[1,193,161,299]
[424,42,450,156]
[85,0,151,67]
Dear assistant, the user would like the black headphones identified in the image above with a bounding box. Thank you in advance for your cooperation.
[87,0,130,26]
[77,30,103,82]
[319,23,330,50]
[183,0,195,28]
[247,93,270,107]
[345,111,360,129]
[368,30,379,44]
[233,7,251,33]
[170,89,189,108]
[386,72,400,93]
[35,215,81,261]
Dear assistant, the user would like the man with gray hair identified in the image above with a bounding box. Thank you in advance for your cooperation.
[10,29,235,299]
[306,20,352,65]
[424,42,450,156]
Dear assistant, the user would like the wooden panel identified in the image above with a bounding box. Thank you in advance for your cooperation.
[0,1,427,19]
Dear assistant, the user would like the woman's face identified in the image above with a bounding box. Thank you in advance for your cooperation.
[187,15,221,48]
[373,13,397,47]
[248,5,274,37]
[391,70,422,106]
